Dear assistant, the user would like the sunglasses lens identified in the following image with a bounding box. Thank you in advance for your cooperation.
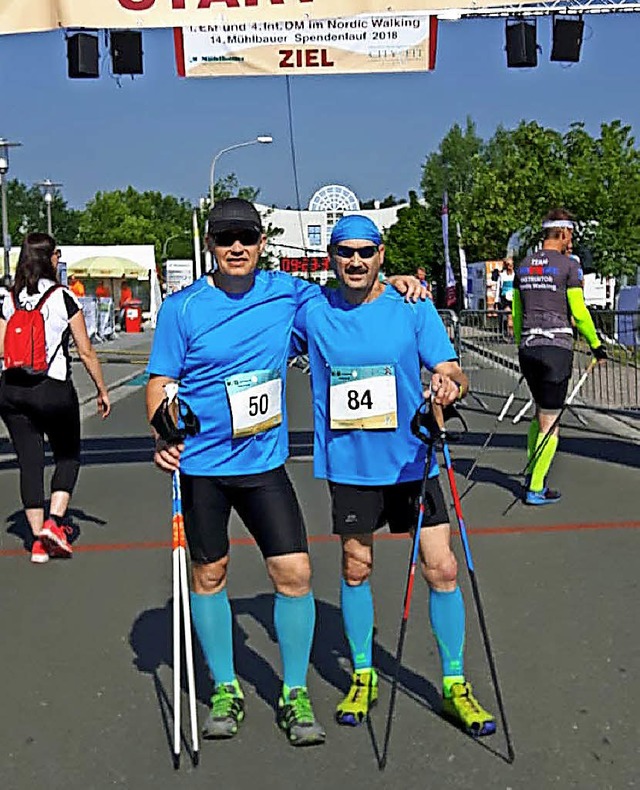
[214,229,260,247]
[336,245,378,260]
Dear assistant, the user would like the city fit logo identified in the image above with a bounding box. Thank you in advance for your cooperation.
[118,0,314,9]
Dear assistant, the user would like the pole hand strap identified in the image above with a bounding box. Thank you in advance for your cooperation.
[410,397,468,446]
[151,383,200,445]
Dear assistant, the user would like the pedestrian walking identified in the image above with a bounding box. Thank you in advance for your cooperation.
[512,209,607,505]
[292,215,496,736]
[0,233,111,563]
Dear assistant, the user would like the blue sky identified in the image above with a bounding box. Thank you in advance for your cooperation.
[0,15,638,210]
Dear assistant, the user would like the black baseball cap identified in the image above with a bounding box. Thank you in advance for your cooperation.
[208,198,263,235]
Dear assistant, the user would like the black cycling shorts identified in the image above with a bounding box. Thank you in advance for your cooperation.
[180,466,308,564]
[519,346,573,411]
[329,477,449,536]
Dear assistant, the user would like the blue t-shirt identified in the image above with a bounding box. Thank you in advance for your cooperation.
[293,288,457,486]
[148,272,318,476]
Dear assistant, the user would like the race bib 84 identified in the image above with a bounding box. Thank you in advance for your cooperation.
[330,365,397,430]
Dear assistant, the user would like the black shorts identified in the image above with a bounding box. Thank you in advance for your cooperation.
[519,346,573,410]
[329,477,449,536]
[180,466,308,564]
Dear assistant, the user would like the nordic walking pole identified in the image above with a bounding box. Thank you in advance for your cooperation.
[432,402,516,764]
[465,375,525,481]
[161,382,201,770]
[172,472,182,770]
[518,358,597,479]
[172,470,200,769]
[379,429,436,771]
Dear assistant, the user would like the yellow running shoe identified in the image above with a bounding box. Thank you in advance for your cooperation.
[336,669,378,726]
[442,681,496,737]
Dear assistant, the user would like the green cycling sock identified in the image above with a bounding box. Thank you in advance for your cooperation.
[530,434,559,492]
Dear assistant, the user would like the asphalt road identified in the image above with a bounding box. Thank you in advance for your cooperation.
[0,361,638,790]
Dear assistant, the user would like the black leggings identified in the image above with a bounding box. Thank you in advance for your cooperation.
[0,375,81,509]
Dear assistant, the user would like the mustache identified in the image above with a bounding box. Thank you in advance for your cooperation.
[345,265,368,274]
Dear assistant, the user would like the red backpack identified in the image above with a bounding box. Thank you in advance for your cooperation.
[4,285,61,376]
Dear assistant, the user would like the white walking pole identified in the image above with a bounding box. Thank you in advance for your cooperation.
[172,470,200,769]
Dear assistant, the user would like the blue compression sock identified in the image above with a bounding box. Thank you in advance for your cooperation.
[274,592,316,690]
[429,587,466,682]
[340,578,374,671]
[190,589,236,686]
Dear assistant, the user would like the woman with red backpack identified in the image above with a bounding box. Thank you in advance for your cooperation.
[0,233,111,563]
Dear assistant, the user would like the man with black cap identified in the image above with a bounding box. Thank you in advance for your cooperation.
[292,214,496,737]
[146,198,327,746]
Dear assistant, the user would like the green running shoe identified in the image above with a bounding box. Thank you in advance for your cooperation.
[441,681,496,737]
[277,687,326,747]
[335,669,379,726]
[202,680,245,739]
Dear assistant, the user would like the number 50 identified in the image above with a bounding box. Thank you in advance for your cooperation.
[249,393,269,417]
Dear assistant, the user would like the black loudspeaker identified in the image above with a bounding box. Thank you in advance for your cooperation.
[505,21,538,68]
[551,17,584,62]
[67,33,99,79]
[110,31,143,75]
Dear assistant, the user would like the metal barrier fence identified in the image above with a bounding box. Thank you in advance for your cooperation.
[441,309,640,415]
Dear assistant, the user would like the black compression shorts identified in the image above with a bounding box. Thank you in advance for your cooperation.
[519,346,573,411]
[180,466,308,564]
[329,477,449,536]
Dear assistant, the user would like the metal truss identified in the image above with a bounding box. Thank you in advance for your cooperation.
[438,0,640,18]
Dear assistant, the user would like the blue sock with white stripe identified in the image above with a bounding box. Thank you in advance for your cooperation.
[429,586,466,694]
[341,578,374,671]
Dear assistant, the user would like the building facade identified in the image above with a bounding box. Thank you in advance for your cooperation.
[256,184,407,283]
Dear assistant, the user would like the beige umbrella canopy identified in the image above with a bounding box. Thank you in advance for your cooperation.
[67,255,149,280]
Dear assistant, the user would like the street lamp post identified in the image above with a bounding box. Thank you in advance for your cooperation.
[36,178,63,236]
[209,135,273,206]
[0,138,22,283]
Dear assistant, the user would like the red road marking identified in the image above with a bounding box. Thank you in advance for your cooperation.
[1,520,639,558]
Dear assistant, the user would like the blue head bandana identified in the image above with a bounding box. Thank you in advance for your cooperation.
[330,215,382,246]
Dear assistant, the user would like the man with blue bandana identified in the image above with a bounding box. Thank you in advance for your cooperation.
[293,215,496,737]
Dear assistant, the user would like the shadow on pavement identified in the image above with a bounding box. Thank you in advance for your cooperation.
[129,594,515,766]
[5,506,106,550]
[128,593,442,725]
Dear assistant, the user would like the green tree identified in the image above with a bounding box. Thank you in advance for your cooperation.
[458,121,568,260]
[563,121,640,277]
[383,191,434,276]
[213,174,259,204]
[78,187,194,261]
[5,179,80,247]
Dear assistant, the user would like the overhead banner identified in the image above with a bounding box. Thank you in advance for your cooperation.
[175,14,437,77]
[1,0,540,35]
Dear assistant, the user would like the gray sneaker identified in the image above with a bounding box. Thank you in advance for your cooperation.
[202,680,245,739]
[277,687,326,746]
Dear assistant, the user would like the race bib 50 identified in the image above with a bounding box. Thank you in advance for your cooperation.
[225,369,282,439]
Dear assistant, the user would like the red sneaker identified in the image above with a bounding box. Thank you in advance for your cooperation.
[30,539,49,564]
[41,520,73,558]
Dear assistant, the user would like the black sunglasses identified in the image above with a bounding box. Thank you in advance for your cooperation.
[335,245,379,260]
[213,229,261,247]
